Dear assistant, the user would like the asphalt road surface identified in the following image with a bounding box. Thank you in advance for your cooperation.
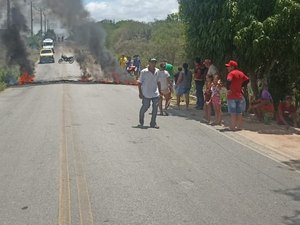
[0,47,299,225]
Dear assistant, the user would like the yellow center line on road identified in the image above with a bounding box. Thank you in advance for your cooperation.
[59,85,71,225]
[74,142,95,225]
[59,84,94,225]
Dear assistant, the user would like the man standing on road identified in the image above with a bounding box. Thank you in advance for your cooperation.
[225,60,249,131]
[138,58,161,129]
[133,55,141,79]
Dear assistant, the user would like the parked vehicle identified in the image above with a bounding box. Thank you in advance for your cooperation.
[58,55,74,64]
[42,38,54,52]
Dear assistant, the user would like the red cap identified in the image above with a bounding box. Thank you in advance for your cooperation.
[225,60,238,68]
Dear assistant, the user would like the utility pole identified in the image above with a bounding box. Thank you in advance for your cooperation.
[47,19,49,30]
[30,1,33,36]
[44,12,46,33]
[40,8,43,35]
[7,0,10,29]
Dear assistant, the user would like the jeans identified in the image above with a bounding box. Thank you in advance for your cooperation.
[195,80,204,108]
[227,97,246,114]
[139,96,159,127]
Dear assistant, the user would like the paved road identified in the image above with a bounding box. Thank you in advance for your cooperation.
[0,50,299,225]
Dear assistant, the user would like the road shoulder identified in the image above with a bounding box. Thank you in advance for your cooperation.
[168,100,300,172]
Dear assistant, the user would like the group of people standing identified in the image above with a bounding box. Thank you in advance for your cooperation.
[119,54,142,79]
[137,57,298,130]
[172,58,249,131]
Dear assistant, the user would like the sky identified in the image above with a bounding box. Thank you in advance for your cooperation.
[83,0,179,23]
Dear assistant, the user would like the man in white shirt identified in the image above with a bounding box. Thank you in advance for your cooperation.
[138,58,161,129]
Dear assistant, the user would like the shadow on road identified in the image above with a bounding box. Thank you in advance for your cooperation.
[274,186,300,225]
[282,160,300,171]
[167,99,300,136]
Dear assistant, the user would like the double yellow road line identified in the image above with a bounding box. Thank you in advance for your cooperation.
[59,85,94,225]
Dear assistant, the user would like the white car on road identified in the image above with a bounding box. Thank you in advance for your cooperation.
[39,48,55,64]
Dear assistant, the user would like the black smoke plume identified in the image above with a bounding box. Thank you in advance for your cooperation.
[1,3,34,75]
[43,0,127,80]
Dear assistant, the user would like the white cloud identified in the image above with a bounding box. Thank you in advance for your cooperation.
[85,0,179,22]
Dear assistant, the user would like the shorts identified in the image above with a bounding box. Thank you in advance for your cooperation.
[227,97,246,114]
[211,96,221,105]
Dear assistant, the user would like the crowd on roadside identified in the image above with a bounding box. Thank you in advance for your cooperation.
[136,57,299,130]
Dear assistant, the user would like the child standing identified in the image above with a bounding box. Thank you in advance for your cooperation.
[211,74,223,125]
[203,74,213,123]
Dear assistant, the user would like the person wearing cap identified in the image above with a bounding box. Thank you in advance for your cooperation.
[225,60,249,131]
[276,95,297,128]
[137,58,161,129]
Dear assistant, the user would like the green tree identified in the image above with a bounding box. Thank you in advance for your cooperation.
[151,18,186,65]
[179,0,300,105]
[179,0,233,66]
[100,16,186,67]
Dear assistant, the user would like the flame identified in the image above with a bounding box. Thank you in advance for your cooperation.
[18,71,34,85]
[80,73,93,82]
[111,71,138,85]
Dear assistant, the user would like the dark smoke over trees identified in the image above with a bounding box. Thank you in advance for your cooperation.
[43,0,125,77]
[1,3,34,75]
[1,0,126,80]
[72,23,119,74]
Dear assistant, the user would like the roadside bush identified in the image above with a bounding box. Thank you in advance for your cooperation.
[0,82,6,91]
[0,67,20,90]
